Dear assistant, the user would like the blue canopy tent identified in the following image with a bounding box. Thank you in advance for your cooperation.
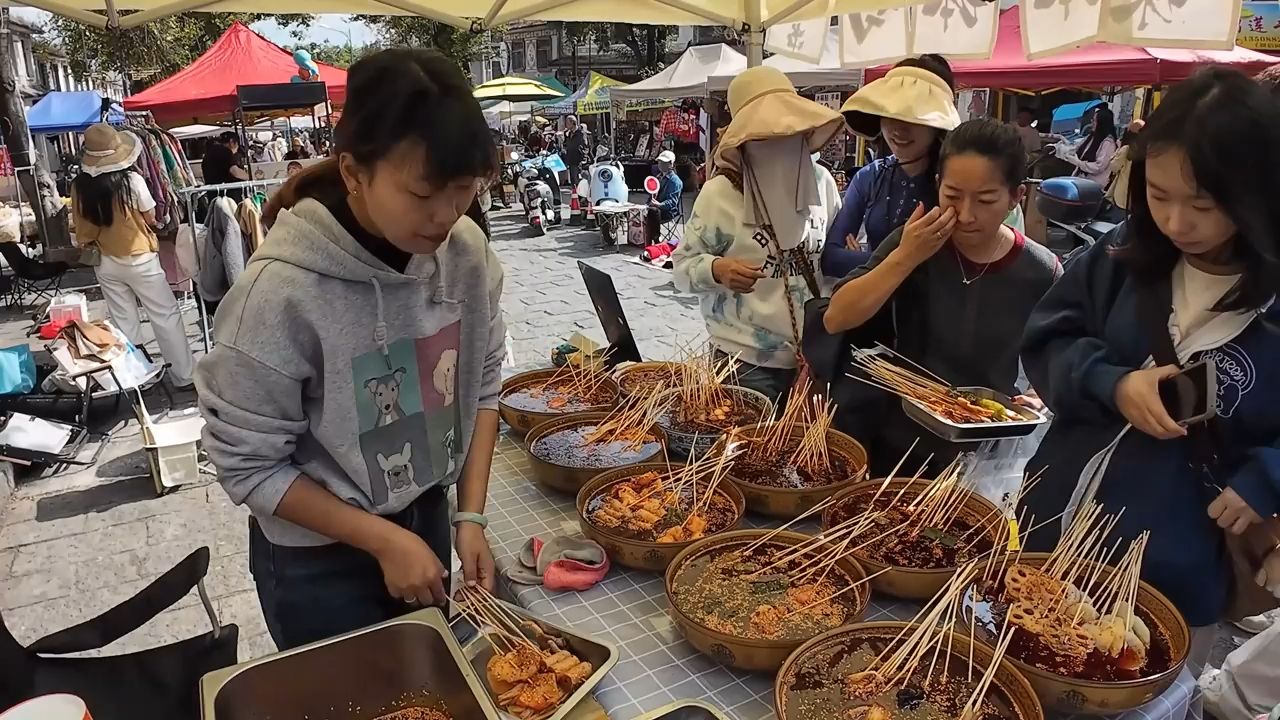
[1049,99,1103,136]
[26,91,125,135]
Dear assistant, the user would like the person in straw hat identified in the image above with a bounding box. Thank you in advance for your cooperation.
[672,66,844,405]
[71,123,196,389]
[822,55,959,280]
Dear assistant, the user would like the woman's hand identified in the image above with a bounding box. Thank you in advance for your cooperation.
[1013,389,1045,412]
[1255,545,1280,599]
[712,258,766,293]
[894,203,956,268]
[1209,487,1264,536]
[1114,365,1187,440]
[456,522,497,593]
[373,525,449,606]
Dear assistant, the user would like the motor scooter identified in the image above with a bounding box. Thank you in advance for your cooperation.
[586,149,629,246]
[1033,176,1117,260]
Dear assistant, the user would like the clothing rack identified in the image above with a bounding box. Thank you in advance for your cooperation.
[179,178,285,353]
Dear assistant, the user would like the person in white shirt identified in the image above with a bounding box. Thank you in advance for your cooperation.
[672,67,844,405]
[1056,104,1118,185]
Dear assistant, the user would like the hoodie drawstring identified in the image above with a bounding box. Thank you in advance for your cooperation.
[370,276,391,366]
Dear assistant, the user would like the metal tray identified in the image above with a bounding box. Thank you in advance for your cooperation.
[901,386,1047,442]
[633,700,732,720]
[200,608,500,720]
[459,598,619,720]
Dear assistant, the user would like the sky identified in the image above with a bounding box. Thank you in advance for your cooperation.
[9,7,376,49]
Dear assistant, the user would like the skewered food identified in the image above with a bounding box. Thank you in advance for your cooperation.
[848,346,1025,425]
[656,350,768,434]
[780,565,1027,720]
[973,503,1174,681]
[501,364,615,413]
[530,388,666,470]
[373,710,452,720]
[455,587,594,720]
[617,362,686,395]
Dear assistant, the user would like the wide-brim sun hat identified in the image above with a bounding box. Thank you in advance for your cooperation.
[714,66,844,175]
[840,66,961,139]
[80,123,142,177]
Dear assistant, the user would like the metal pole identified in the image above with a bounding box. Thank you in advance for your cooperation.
[746,3,764,67]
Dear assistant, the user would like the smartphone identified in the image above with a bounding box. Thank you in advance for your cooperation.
[1158,358,1217,426]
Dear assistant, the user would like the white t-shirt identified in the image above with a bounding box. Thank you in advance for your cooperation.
[127,171,157,213]
[1173,257,1241,341]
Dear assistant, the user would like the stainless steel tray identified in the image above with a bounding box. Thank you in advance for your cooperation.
[459,598,618,720]
[200,607,500,720]
[901,386,1047,442]
[633,700,732,720]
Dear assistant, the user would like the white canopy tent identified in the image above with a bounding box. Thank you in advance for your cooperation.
[708,27,860,92]
[483,101,535,129]
[611,44,748,102]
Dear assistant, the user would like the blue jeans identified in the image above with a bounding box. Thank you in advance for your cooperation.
[714,350,796,413]
[248,486,452,651]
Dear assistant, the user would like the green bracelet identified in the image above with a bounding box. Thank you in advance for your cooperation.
[452,512,489,529]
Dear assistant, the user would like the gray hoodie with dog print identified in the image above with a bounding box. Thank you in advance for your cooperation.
[196,198,505,546]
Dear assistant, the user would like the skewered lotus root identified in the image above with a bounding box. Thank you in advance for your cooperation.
[844,670,887,701]
[1043,624,1095,658]
[1003,564,1061,604]
[1007,602,1045,634]
[845,703,892,720]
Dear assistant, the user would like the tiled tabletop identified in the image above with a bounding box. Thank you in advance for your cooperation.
[484,434,1197,720]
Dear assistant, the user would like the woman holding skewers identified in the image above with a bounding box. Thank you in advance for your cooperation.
[813,117,1060,476]
[1020,68,1280,674]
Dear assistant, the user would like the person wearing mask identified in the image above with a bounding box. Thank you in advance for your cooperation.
[563,115,590,189]
[71,124,197,390]
[1102,119,1144,222]
[1014,107,1043,159]
[203,131,250,185]
[1055,104,1118,185]
[1020,68,1280,674]
[673,67,844,405]
[195,49,505,650]
[284,137,312,161]
[814,118,1060,473]
[821,55,959,279]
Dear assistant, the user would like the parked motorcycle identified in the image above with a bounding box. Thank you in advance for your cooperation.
[586,149,629,246]
[1034,176,1117,259]
[516,153,563,235]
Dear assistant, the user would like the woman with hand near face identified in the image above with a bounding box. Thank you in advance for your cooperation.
[821,118,1061,475]
[1020,68,1280,643]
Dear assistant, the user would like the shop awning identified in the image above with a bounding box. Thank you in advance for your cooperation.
[26,91,124,134]
[863,6,1277,90]
[707,30,861,92]
[612,44,748,101]
[123,22,347,125]
[538,72,624,116]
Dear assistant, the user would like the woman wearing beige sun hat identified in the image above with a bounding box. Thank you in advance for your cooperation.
[672,66,844,406]
[71,123,195,388]
[822,55,961,280]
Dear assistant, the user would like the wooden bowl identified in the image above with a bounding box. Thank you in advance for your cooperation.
[576,463,747,572]
[961,552,1190,714]
[523,411,666,495]
[775,621,1045,720]
[716,423,869,519]
[615,361,687,400]
[498,368,620,438]
[820,477,1004,600]
[664,529,870,673]
[655,385,773,460]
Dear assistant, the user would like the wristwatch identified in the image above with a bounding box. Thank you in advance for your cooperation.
[452,512,489,529]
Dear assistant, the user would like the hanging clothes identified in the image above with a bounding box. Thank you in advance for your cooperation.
[236,198,264,256]
[199,197,246,303]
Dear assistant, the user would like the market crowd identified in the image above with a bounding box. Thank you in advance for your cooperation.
[167,43,1280,720]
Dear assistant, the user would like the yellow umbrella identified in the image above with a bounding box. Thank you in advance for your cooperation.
[474,76,566,103]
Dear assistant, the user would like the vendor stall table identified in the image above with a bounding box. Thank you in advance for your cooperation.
[484,434,1198,720]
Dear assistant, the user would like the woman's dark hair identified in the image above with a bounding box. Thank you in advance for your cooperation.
[1118,66,1280,312]
[1078,105,1115,162]
[217,131,238,145]
[894,53,956,92]
[71,169,135,227]
[267,48,498,224]
[939,118,1026,190]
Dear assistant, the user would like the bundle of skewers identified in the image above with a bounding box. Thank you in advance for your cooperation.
[586,441,744,544]
[973,501,1170,681]
[453,586,593,720]
[582,385,666,450]
[778,563,1032,720]
[534,362,616,411]
[847,346,1021,425]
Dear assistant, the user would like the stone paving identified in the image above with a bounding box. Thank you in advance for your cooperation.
[0,203,706,662]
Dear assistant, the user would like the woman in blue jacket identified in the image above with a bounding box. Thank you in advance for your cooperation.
[1021,68,1280,637]
[821,55,958,279]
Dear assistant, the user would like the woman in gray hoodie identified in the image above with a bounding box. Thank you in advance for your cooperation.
[196,49,505,650]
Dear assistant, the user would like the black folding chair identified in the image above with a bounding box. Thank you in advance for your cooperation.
[658,205,686,246]
[0,243,70,308]
[0,547,239,720]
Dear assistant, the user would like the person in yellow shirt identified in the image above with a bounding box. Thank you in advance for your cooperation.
[71,124,195,387]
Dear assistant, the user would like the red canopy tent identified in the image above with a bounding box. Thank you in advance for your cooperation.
[124,22,348,125]
[866,6,1277,89]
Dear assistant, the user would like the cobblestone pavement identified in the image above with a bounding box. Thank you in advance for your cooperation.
[0,204,706,662]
